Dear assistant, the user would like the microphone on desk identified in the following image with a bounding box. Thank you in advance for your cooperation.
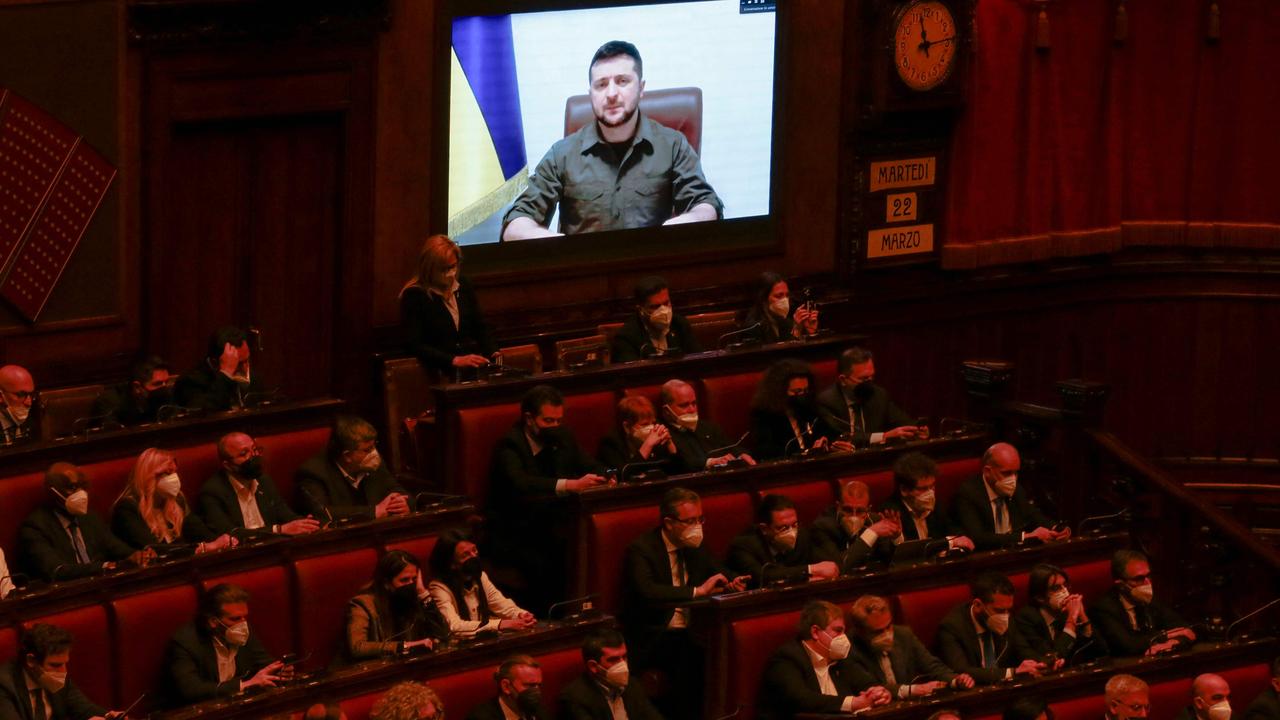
[1225,597,1280,640]
[713,705,742,720]
[299,485,338,528]
[156,404,203,423]
[1065,634,1099,666]
[717,323,763,350]
[68,413,122,438]
[922,538,951,559]
[412,491,466,511]
[1076,507,1130,535]
[548,594,599,621]
[243,388,286,408]
[757,561,777,589]
[248,325,264,352]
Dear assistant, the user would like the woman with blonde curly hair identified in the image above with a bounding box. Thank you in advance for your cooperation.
[370,681,444,720]
[111,448,236,554]
[399,234,496,373]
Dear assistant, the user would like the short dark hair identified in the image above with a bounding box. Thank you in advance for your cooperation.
[200,583,250,623]
[582,627,626,663]
[756,493,796,525]
[1003,697,1053,720]
[376,549,422,591]
[1111,549,1148,580]
[970,571,1015,603]
[893,452,938,492]
[1027,563,1068,607]
[796,600,842,640]
[21,623,72,663]
[837,346,874,375]
[206,326,248,360]
[633,276,668,305]
[328,414,377,458]
[660,487,700,520]
[590,40,642,82]
[131,355,170,384]
[521,384,563,417]
[495,654,540,684]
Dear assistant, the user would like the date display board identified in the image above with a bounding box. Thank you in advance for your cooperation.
[0,88,116,321]
[863,154,942,263]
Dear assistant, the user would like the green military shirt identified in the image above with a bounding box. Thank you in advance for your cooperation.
[501,113,723,238]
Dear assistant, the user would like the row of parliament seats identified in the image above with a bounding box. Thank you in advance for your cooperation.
[0,529,443,713]
[447,358,839,509]
[0,426,331,556]
[582,456,981,614]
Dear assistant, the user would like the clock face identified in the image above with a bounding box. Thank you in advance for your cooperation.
[894,0,958,92]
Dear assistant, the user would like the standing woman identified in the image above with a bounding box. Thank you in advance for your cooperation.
[112,448,236,553]
[742,271,820,344]
[399,234,496,373]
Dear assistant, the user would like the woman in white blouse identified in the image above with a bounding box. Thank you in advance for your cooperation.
[0,547,15,598]
[426,530,536,639]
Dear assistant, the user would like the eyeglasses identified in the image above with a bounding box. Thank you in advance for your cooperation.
[669,515,705,526]
[839,505,870,517]
[3,389,35,401]
[1124,574,1151,584]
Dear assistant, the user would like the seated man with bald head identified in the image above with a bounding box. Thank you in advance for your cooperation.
[1174,673,1232,720]
[810,479,899,572]
[659,379,754,473]
[197,432,321,537]
[0,364,36,444]
[951,443,1069,551]
[1104,673,1150,720]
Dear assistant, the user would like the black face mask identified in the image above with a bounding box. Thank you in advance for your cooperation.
[852,382,874,402]
[787,395,816,416]
[234,456,264,480]
[460,557,482,580]
[515,688,542,714]
[391,584,419,606]
[537,426,568,446]
[145,387,173,412]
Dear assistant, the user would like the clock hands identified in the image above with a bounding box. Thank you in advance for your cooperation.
[917,34,956,57]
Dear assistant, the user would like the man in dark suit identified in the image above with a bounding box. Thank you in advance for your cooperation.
[558,628,662,720]
[165,583,289,707]
[1172,673,1233,720]
[1244,656,1279,720]
[488,385,610,613]
[174,327,264,412]
[936,571,1046,685]
[90,356,173,427]
[610,276,702,363]
[881,452,974,552]
[198,432,321,536]
[466,654,551,720]
[0,364,37,445]
[950,443,1069,551]
[728,493,840,586]
[296,415,410,522]
[1091,549,1196,657]
[757,600,890,720]
[621,487,746,719]
[814,347,925,448]
[846,594,974,701]
[659,379,754,473]
[18,462,153,582]
[0,623,118,720]
[1012,563,1108,667]
[812,479,900,572]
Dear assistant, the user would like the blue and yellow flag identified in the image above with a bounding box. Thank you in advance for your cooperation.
[449,16,528,237]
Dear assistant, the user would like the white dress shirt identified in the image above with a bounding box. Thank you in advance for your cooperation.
[428,572,527,638]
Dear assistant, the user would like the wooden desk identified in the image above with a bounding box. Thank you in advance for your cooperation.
[153,614,612,720]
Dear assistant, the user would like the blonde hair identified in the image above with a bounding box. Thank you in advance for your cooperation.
[118,448,185,542]
[370,681,443,720]
[400,234,461,297]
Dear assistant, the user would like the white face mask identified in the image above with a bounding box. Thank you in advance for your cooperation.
[1206,700,1231,720]
[985,609,1011,635]
[994,474,1017,497]
[822,630,851,660]
[667,406,698,431]
[630,424,654,443]
[603,660,629,689]
[680,524,704,548]
[773,526,798,550]
[909,489,936,516]
[769,296,789,319]
[35,668,66,694]
[58,489,89,516]
[1129,582,1154,604]
[156,473,182,498]
[840,513,865,537]
[359,448,382,472]
[6,403,30,424]
[1048,588,1070,612]
[648,305,673,328]
[223,620,250,647]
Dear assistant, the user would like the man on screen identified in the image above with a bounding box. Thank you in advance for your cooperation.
[500,40,723,240]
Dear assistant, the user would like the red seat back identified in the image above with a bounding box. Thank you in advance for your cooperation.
[200,564,294,658]
[754,479,835,524]
[29,604,114,707]
[811,359,837,388]
[384,534,441,568]
[1149,677,1193,719]
[293,548,379,671]
[528,647,583,718]
[936,457,981,506]
[1220,662,1272,708]
[727,610,802,720]
[702,492,755,560]
[895,584,971,649]
[260,427,331,504]
[81,456,138,518]
[1052,694,1104,720]
[341,691,382,720]
[172,442,223,500]
[562,390,620,470]
[451,403,520,508]
[701,372,759,444]
[588,506,660,613]
[1065,558,1114,601]
[0,626,16,664]
[836,470,895,506]
[110,583,199,711]
[0,471,47,557]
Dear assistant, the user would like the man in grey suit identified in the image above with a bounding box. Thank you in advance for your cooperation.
[846,594,974,702]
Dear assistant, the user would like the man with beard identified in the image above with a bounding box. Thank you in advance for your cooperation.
[816,348,926,448]
[91,356,173,426]
[500,40,722,241]
[0,364,36,444]
[465,655,551,720]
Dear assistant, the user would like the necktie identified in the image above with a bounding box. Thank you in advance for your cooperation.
[879,652,897,690]
[994,498,1009,533]
[67,519,90,564]
[673,548,687,585]
[32,688,47,720]
[981,632,996,668]
[849,404,863,436]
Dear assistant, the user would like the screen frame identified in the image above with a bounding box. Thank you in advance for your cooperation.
[432,0,788,281]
